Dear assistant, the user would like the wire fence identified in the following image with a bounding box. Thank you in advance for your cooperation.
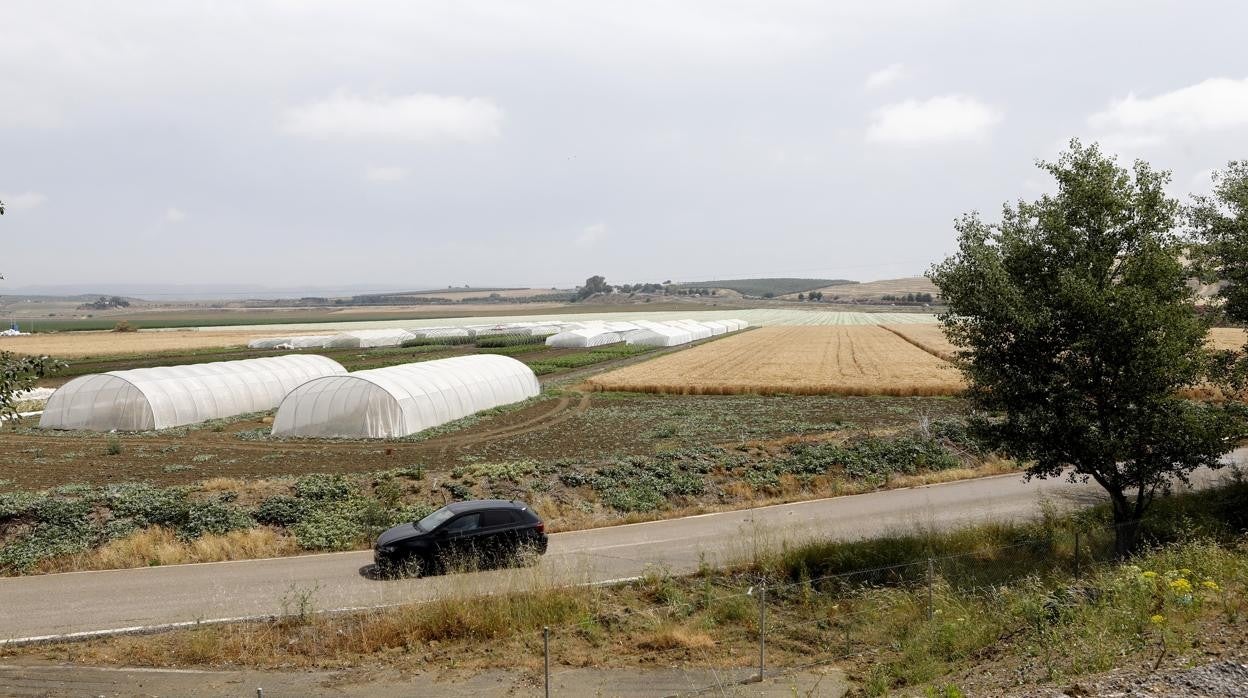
[527,518,1151,697]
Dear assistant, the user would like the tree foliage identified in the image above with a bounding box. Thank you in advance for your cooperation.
[1,353,63,423]
[928,141,1239,556]
[1,196,66,418]
[1190,161,1248,323]
[575,275,612,301]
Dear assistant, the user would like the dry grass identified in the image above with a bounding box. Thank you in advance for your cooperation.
[586,326,965,397]
[35,527,297,574]
[0,330,266,358]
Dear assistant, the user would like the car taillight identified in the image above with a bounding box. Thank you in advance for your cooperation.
[535,522,545,534]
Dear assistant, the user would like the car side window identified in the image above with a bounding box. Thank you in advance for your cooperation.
[481,510,515,527]
[443,513,481,533]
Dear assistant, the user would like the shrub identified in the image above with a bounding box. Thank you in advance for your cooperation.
[294,473,354,501]
[106,483,190,528]
[254,495,309,527]
[178,501,254,540]
[292,501,367,550]
[112,320,137,333]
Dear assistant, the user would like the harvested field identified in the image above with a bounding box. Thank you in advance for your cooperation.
[585,326,965,396]
[1209,327,1248,351]
[881,323,958,360]
[0,330,265,358]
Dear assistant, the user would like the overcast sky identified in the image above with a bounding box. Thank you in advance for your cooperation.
[2,1,1247,294]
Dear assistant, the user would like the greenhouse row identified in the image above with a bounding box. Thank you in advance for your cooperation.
[546,318,747,348]
[247,317,747,350]
[39,354,539,438]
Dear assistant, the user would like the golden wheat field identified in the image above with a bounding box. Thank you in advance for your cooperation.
[1208,327,1248,351]
[880,324,958,361]
[0,330,265,358]
[586,326,966,396]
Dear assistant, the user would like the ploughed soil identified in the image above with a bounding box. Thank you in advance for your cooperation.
[0,393,966,491]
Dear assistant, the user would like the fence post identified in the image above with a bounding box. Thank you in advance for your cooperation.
[843,617,851,657]
[543,626,551,698]
[758,579,767,681]
[926,557,935,621]
[256,690,263,698]
[1074,530,1081,578]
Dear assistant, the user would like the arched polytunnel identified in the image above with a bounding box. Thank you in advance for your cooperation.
[271,354,541,438]
[546,328,623,348]
[625,321,693,347]
[39,354,347,431]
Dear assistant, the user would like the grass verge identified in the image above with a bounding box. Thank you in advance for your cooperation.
[12,482,1246,697]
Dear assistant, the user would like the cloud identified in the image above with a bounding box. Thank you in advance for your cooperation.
[575,223,607,248]
[365,165,409,182]
[866,95,1002,145]
[1090,77,1248,132]
[864,64,907,90]
[1086,77,1248,148]
[282,92,503,144]
[0,192,47,211]
[164,206,186,223]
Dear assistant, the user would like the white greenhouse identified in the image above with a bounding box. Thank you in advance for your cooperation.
[39,355,347,432]
[285,335,336,349]
[410,327,472,341]
[626,322,693,347]
[545,328,623,348]
[324,329,416,348]
[666,320,713,340]
[271,355,540,439]
[247,337,290,349]
[699,320,730,335]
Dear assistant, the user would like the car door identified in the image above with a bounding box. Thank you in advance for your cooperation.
[439,512,482,566]
[479,509,518,563]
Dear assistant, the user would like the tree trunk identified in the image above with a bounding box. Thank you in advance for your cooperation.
[1110,493,1142,559]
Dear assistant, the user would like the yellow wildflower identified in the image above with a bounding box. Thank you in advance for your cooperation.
[1150,614,1165,624]
[1170,579,1193,594]
[1202,580,1220,591]
[1141,571,1158,579]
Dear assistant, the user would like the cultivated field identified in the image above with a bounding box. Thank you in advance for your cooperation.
[585,326,965,396]
[0,329,265,358]
[1209,327,1248,351]
[881,323,958,360]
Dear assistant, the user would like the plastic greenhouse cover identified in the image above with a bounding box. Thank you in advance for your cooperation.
[271,354,540,438]
[39,354,347,431]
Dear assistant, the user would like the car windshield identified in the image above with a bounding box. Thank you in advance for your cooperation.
[414,507,456,532]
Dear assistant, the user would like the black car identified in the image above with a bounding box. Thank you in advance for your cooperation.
[373,499,547,576]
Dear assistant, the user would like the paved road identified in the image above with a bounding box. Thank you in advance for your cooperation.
[1,461,1239,644]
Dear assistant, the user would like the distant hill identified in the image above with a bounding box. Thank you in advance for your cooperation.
[671,278,856,297]
[784,276,938,300]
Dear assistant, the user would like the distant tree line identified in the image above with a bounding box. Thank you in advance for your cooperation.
[77,296,131,310]
[880,292,934,304]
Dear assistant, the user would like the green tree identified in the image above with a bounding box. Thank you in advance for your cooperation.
[1,197,65,420]
[575,275,612,301]
[1190,161,1248,324]
[929,141,1239,556]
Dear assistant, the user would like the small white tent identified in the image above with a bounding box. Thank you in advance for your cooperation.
[271,355,540,438]
[40,355,347,431]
